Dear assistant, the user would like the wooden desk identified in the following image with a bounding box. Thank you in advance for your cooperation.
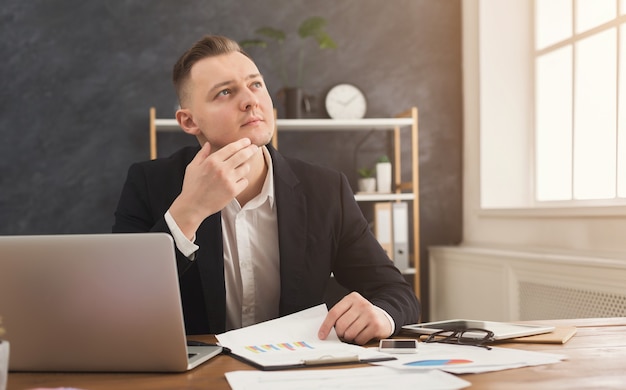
[7,318,626,390]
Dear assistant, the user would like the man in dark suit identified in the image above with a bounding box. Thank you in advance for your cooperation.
[113,35,419,345]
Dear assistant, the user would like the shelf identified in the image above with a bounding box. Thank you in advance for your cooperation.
[153,118,180,132]
[149,106,421,299]
[402,267,416,275]
[354,193,415,202]
[271,107,420,299]
[275,117,414,131]
[152,117,415,133]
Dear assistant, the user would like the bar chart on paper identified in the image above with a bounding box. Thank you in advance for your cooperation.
[245,342,315,353]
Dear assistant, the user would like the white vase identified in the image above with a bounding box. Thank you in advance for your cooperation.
[376,162,392,193]
[0,341,8,390]
[358,177,376,193]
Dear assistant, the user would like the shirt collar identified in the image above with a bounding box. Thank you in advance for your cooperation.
[238,145,274,211]
[260,145,275,208]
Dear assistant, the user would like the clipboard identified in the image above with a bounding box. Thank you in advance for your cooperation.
[223,348,396,371]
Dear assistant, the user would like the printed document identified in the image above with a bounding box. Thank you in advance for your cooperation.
[372,341,566,374]
[226,366,471,390]
[216,304,393,370]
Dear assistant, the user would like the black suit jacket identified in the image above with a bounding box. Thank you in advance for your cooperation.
[113,145,420,334]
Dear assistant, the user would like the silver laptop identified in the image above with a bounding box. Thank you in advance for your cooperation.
[0,233,222,372]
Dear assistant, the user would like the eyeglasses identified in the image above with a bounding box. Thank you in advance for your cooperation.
[421,328,495,350]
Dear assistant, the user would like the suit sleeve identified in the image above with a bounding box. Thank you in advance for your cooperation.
[331,173,421,331]
[112,162,195,275]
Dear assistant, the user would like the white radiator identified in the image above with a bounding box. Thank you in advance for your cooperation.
[428,246,626,321]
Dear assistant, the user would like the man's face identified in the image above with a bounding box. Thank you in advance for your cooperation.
[180,51,275,150]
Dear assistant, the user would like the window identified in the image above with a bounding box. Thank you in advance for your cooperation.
[534,0,626,202]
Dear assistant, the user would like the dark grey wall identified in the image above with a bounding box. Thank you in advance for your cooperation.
[0,0,462,318]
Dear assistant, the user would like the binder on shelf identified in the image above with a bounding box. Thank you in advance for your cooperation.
[392,201,410,271]
[374,202,393,258]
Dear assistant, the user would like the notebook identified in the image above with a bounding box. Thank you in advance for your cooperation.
[504,326,577,344]
[0,233,222,372]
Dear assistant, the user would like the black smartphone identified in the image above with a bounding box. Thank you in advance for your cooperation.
[378,339,418,353]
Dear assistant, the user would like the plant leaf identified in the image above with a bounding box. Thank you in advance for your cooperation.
[256,27,286,43]
[315,32,337,49]
[298,16,327,38]
[239,39,268,48]
[358,168,375,177]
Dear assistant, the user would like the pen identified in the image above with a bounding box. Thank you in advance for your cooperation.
[302,355,360,365]
[301,355,397,366]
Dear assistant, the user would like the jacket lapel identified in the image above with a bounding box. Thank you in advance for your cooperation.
[268,146,309,315]
[195,212,226,333]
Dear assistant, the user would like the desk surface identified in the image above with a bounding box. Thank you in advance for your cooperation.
[7,318,626,390]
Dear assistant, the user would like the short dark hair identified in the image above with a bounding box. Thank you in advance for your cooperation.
[172,35,251,105]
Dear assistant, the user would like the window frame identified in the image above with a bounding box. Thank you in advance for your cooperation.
[532,0,626,206]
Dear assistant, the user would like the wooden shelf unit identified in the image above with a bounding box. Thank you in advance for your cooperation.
[149,107,420,298]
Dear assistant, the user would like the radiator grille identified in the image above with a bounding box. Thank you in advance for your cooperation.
[519,281,626,319]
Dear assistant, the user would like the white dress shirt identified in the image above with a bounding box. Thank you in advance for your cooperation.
[220,147,280,330]
[166,146,279,330]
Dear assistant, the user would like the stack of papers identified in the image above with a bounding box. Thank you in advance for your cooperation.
[218,304,566,389]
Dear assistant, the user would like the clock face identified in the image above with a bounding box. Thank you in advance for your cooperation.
[325,83,367,119]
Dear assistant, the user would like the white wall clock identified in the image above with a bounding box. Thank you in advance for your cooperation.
[324,83,367,119]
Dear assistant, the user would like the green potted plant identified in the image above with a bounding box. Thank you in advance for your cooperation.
[357,167,376,193]
[240,16,337,118]
[376,155,392,193]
